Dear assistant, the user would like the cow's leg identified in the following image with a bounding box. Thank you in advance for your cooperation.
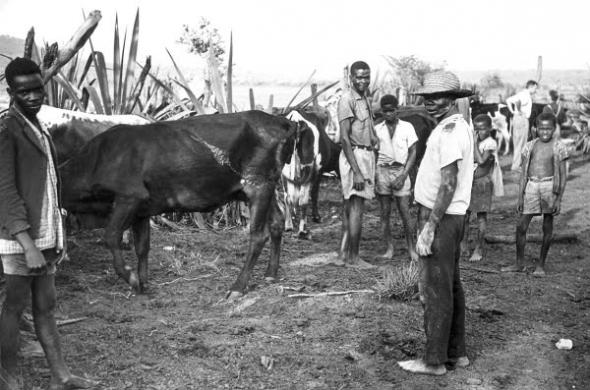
[104,197,142,292]
[311,173,322,223]
[265,196,284,282]
[132,216,150,293]
[297,203,311,240]
[228,185,273,298]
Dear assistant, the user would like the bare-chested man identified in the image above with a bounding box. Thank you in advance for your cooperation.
[501,113,568,276]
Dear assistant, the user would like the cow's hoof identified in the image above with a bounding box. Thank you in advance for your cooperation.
[264,276,278,283]
[297,230,311,240]
[129,272,141,293]
[226,290,244,301]
[312,215,322,223]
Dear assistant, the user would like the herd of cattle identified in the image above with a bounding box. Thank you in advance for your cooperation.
[24,99,531,297]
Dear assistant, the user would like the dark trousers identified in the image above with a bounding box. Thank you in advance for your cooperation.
[418,205,466,365]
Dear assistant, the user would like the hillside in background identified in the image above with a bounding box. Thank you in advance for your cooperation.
[0,34,24,70]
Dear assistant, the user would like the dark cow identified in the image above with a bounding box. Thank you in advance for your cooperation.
[59,111,315,298]
[282,108,341,238]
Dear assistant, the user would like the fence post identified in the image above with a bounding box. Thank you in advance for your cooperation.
[249,88,256,110]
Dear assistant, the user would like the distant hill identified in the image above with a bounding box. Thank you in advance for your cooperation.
[0,35,25,70]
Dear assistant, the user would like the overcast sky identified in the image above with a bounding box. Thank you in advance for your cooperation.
[0,0,588,81]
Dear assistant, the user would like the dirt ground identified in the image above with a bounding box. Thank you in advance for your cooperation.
[10,153,590,390]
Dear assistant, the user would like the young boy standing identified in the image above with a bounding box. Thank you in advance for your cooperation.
[501,113,568,276]
[0,58,97,389]
[374,95,418,261]
[462,114,503,262]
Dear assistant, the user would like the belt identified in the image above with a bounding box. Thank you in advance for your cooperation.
[528,176,553,182]
[352,144,375,151]
[379,162,404,168]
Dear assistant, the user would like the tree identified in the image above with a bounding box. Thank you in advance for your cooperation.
[178,17,225,62]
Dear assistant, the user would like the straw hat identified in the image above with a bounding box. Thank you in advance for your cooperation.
[413,71,473,98]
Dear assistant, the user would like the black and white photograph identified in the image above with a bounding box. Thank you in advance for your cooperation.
[0,0,589,388]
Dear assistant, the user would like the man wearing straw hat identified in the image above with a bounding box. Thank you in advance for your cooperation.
[398,71,474,376]
[336,61,379,268]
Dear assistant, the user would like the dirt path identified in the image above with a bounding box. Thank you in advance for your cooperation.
[15,156,590,389]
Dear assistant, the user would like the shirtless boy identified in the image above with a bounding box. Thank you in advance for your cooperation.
[501,113,568,276]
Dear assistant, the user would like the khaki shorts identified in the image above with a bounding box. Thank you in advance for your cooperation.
[1,248,60,276]
[375,164,411,197]
[339,148,376,200]
[523,179,554,215]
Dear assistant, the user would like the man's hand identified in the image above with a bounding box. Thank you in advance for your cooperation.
[24,245,46,270]
[353,171,366,191]
[552,197,561,215]
[416,221,436,256]
[517,197,524,214]
[392,173,407,190]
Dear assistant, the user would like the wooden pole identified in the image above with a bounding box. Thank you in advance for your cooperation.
[456,97,471,125]
[266,94,274,114]
[249,88,256,110]
[311,83,319,109]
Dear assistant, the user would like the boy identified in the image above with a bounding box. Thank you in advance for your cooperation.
[501,113,568,276]
[337,61,379,268]
[374,95,418,261]
[0,58,97,389]
[462,114,502,262]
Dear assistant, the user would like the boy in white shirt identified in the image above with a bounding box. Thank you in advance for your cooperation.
[374,95,418,261]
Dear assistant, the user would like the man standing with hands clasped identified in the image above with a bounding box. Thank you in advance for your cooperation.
[398,71,474,376]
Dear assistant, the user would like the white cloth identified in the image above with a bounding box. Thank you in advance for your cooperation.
[506,90,533,118]
[375,119,418,166]
[0,108,65,255]
[414,114,474,215]
[476,136,504,197]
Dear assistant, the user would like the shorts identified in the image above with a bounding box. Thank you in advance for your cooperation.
[1,248,60,276]
[339,148,376,200]
[468,175,493,213]
[375,164,411,197]
[523,179,555,215]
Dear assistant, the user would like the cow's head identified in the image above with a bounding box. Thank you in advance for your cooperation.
[293,120,316,184]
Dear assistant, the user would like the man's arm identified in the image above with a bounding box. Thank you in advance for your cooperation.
[505,93,519,115]
[392,143,417,189]
[0,124,46,269]
[416,161,458,256]
[553,159,568,215]
[340,118,365,191]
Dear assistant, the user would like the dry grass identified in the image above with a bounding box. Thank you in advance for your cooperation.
[374,261,419,302]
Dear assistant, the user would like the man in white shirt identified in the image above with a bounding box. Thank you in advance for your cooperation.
[374,95,418,261]
[398,71,474,376]
[506,80,538,170]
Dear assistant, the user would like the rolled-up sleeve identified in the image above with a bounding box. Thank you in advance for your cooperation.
[0,125,30,236]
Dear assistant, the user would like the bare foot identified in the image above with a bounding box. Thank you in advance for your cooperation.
[49,375,99,390]
[446,356,470,370]
[460,242,470,258]
[532,267,546,277]
[409,249,419,263]
[346,259,376,269]
[398,359,446,376]
[469,249,483,262]
[501,264,524,272]
[378,249,394,260]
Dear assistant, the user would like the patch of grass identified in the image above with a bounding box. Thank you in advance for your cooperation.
[374,261,419,302]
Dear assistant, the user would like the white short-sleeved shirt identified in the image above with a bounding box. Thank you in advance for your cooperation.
[414,114,474,215]
[506,89,533,118]
[375,119,418,165]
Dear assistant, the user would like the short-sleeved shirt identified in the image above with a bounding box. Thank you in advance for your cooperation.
[375,119,418,165]
[414,114,474,215]
[506,90,533,118]
[520,138,569,195]
[337,88,376,147]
